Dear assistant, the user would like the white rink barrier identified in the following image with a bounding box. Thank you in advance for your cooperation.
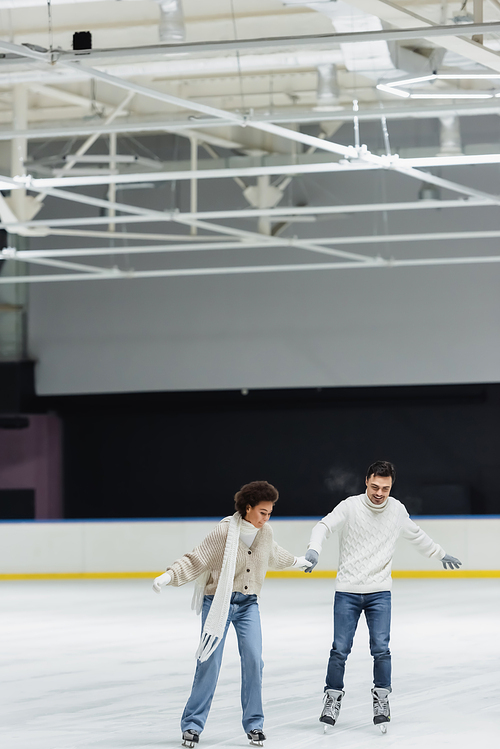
[0,516,499,578]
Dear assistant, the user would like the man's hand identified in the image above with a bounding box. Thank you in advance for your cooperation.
[152,571,172,593]
[441,554,462,570]
[304,549,319,573]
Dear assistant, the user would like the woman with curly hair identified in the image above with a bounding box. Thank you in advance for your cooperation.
[153,480,310,748]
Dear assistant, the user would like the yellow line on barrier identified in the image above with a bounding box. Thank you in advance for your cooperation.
[1,570,500,581]
[0,572,158,581]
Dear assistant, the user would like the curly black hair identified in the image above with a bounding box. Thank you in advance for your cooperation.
[234,480,279,518]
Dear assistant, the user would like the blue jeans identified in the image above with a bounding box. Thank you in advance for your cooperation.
[181,593,264,734]
[326,591,392,692]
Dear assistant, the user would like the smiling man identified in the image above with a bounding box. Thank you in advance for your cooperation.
[304,460,461,734]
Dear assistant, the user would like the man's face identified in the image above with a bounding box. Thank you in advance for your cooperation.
[365,474,392,505]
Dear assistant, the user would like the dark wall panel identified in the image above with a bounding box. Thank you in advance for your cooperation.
[31,383,500,519]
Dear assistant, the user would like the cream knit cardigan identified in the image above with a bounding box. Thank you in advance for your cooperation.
[166,515,295,596]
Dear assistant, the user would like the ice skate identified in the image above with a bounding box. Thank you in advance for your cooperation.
[247,729,266,746]
[182,729,200,748]
[319,689,344,732]
[372,687,391,733]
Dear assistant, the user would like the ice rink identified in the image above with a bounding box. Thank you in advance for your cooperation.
[2,577,499,749]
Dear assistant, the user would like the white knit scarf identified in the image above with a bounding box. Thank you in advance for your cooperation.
[193,512,242,663]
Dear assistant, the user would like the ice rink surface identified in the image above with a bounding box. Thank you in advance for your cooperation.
[1,577,499,749]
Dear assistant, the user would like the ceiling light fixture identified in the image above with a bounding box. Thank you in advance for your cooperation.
[376,83,410,98]
[410,93,494,99]
[377,72,500,100]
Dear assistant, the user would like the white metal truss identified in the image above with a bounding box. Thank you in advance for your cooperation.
[2,6,500,284]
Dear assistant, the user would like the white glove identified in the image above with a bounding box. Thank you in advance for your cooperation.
[152,571,171,593]
[292,555,313,570]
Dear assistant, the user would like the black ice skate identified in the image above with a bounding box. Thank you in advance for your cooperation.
[247,729,266,746]
[319,688,344,733]
[182,729,200,748]
[372,687,391,734]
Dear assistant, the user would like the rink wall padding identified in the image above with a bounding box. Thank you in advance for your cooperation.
[0,517,499,578]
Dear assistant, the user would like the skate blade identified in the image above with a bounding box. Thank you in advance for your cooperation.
[182,742,195,748]
[248,742,264,747]
[378,723,388,734]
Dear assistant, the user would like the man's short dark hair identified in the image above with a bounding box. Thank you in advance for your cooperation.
[234,480,279,518]
[366,460,396,483]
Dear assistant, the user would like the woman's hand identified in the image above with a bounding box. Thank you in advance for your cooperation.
[152,571,172,593]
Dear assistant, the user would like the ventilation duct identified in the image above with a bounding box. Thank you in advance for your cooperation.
[438,115,462,156]
[316,63,340,105]
[156,0,185,43]
[283,1,433,82]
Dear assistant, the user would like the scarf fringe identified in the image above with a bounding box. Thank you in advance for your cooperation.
[195,632,221,663]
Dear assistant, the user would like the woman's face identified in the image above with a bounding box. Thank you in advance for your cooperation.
[244,500,274,529]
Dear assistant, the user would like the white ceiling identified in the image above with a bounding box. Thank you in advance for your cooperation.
[1,0,500,284]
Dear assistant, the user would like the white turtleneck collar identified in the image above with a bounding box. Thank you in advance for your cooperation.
[362,492,389,513]
[240,518,260,547]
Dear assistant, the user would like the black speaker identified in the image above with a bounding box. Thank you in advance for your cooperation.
[73,31,92,51]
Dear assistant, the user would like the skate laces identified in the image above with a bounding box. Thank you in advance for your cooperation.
[323,692,341,716]
[373,695,389,716]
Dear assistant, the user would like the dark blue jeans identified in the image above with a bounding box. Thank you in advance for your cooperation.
[325,591,392,691]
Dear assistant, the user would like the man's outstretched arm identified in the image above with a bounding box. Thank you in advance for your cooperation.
[303,501,349,573]
[401,514,462,569]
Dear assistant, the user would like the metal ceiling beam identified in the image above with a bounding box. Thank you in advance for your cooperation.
[155,198,495,221]
[2,100,500,144]
[49,22,500,61]
[7,151,500,191]
[4,38,499,223]
[5,226,500,262]
[2,253,500,285]
[3,41,500,262]
[0,197,496,235]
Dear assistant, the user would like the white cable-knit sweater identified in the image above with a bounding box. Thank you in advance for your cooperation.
[308,493,445,593]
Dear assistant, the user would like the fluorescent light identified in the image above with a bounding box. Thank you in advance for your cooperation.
[379,71,500,99]
[438,73,500,80]
[384,74,437,87]
[410,93,494,99]
[376,83,410,98]
[402,153,500,167]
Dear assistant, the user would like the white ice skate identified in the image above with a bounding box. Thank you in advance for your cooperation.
[319,689,344,733]
[247,729,266,746]
[372,687,391,734]
[182,729,199,748]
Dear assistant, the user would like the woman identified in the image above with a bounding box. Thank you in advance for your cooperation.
[153,480,311,748]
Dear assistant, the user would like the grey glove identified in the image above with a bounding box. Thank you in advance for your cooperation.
[441,554,462,570]
[304,549,319,573]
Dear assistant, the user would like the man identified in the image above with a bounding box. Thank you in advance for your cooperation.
[304,460,461,733]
